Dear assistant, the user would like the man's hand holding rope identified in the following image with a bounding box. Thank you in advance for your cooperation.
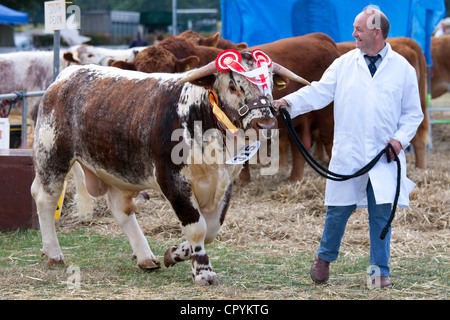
[385,139,402,162]
[273,99,289,115]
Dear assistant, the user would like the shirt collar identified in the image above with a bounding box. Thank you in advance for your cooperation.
[358,42,390,62]
[376,43,389,60]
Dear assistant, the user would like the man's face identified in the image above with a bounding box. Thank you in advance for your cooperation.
[352,13,377,53]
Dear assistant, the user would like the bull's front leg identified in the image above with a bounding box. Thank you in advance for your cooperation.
[164,216,219,286]
[158,168,230,286]
[184,217,219,286]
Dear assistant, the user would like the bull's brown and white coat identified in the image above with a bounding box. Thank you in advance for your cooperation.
[32,53,306,285]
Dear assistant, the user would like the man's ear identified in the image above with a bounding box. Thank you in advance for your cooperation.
[375,28,383,40]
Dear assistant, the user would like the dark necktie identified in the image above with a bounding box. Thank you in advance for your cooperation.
[365,54,381,77]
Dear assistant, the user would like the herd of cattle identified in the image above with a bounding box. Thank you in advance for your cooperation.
[3,31,449,175]
[2,30,450,286]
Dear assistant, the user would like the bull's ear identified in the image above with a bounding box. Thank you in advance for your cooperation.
[175,56,200,72]
[235,42,248,50]
[273,74,289,90]
[175,60,216,87]
[206,32,221,47]
[63,52,77,63]
[189,75,216,89]
[112,60,136,71]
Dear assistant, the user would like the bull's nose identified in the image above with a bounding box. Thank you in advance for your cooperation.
[254,118,277,139]
[256,119,277,130]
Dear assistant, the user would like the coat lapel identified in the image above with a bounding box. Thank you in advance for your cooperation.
[374,43,393,77]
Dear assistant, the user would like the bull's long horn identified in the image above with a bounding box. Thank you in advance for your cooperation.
[272,62,311,86]
[175,60,217,86]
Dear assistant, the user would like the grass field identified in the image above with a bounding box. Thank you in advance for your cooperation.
[0,228,448,300]
[0,95,449,300]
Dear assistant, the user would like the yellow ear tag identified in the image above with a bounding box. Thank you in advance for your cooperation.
[208,91,239,134]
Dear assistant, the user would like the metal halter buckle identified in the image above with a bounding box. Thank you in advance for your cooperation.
[238,104,249,116]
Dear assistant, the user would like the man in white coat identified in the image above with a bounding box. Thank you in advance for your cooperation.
[274,6,424,288]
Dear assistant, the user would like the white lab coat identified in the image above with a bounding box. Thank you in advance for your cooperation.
[283,43,424,208]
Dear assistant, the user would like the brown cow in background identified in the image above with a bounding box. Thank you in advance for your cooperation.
[111,31,244,73]
[112,37,221,73]
[430,34,450,99]
[177,30,248,50]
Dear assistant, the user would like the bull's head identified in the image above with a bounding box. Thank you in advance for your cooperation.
[175,50,310,136]
[63,44,99,65]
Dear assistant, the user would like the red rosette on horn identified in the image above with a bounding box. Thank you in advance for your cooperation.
[251,49,272,67]
[215,49,243,73]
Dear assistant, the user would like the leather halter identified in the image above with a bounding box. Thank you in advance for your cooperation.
[208,90,274,135]
[238,96,273,117]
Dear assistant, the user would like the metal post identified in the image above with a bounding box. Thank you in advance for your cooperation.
[21,93,27,149]
[172,0,177,35]
[53,30,60,81]
[427,65,432,152]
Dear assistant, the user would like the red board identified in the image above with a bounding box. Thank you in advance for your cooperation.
[0,149,38,230]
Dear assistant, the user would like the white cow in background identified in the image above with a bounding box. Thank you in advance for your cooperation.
[63,44,147,66]
[0,44,146,120]
[0,51,69,120]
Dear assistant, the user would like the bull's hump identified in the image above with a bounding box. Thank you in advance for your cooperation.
[55,64,183,85]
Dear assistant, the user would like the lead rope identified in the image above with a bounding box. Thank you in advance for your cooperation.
[0,91,22,118]
[279,108,400,240]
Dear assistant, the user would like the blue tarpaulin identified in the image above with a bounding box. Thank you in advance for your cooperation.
[0,4,29,25]
[221,0,446,64]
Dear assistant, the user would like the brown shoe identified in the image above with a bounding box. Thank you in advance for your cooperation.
[368,276,392,289]
[310,256,330,284]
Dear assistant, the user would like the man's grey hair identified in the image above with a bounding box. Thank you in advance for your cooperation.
[363,5,390,39]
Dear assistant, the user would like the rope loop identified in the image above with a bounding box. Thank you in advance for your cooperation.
[0,91,23,118]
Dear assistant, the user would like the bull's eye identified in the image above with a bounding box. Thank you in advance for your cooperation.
[88,54,94,58]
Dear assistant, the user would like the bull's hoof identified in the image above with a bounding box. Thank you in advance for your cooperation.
[41,250,65,266]
[194,273,220,286]
[195,278,220,286]
[163,247,178,267]
[46,257,65,266]
[138,258,161,270]
[138,191,150,201]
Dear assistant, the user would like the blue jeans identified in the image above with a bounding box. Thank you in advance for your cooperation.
[317,180,392,276]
